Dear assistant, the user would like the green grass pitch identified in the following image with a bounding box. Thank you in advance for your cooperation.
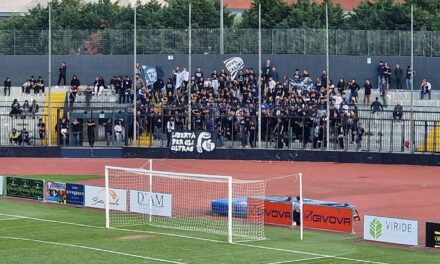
[0,176,439,264]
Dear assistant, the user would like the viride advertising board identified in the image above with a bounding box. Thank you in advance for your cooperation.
[6,176,44,200]
[364,215,418,246]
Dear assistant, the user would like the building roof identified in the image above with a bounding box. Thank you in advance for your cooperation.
[224,0,405,11]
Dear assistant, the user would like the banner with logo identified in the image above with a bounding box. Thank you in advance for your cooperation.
[46,181,66,204]
[224,57,245,80]
[6,177,44,201]
[142,65,157,86]
[426,222,440,248]
[171,131,215,153]
[364,215,418,246]
[84,185,127,211]
[0,176,4,196]
[66,183,85,206]
[247,200,292,226]
[303,204,353,233]
[129,190,172,217]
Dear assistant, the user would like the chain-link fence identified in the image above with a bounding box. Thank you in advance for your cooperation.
[1,29,440,56]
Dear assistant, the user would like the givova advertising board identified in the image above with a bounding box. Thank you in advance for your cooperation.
[129,190,172,217]
[364,215,418,246]
[84,185,127,211]
[46,181,66,204]
[0,176,4,196]
[6,177,44,200]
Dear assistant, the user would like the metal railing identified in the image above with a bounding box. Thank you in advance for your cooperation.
[0,103,439,154]
[1,29,440,56]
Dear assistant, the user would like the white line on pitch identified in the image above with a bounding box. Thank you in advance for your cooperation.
[265,257,329,264]
[0,236,187,264]
[0,217,24,221]
[0,213,389,264]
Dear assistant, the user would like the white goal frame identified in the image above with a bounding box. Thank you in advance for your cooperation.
[105,165,235,243]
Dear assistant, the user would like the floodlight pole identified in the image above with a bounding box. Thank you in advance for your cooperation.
[257,4,262,148]
[410,5,414,154]
[133,3,137,143]
[48,1,52,146]
[188,2,192,130]
[220,0,224,54]
[325,3,330,150]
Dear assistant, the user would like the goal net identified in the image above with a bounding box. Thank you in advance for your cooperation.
[105,165,268,243]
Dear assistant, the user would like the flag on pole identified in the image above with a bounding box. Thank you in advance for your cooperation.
[175,69,189,89]
[224,57,245,80]
[142,65,158,86]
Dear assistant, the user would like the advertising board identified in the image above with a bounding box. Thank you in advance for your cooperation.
[6,176,44,200]
[425,222,440,248]
[364,215,418,246]
[66,183,85,206]
[46,181,66,204]
[0,176,4,196]
[129,190,172,217]
[303,204,353,233]
[84,185,127,211]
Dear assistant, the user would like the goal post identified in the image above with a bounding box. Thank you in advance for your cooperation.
[104,165,267,243]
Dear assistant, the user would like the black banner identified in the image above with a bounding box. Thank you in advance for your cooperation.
[6,177,44,200]
[170,131,215,153]
[426,222,440,248]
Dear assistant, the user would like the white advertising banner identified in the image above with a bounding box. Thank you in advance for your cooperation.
[0,176,4,196]
[84,185,127,211]
[129,190,172,217]
[364,215,418,246]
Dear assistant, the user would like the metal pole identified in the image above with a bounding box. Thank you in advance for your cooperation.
[48,2,52,146]
[257,4,262,148]
[410,5,414,153]
[220,0,224,54]
[133,4,137,143]
[325,3,330,150]
[188,3,192,130]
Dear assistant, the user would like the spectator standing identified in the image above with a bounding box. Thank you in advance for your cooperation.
[370,97,383,128]
[420,79,431,100]
[393,103,403,120]
[337,78,345,94]
[394,64,403,90]
[166,117,175,147]
[114,121,123,146]
[103,118,113,146]
[348,79,360,102]
[405,66,415,90]
[57,62,67,86]
[379,77,389,106]
[37,118,46,145]
[383,63,392,87]
[20,128,31,145]
[377,61,385,89]
[363,79,372,105]
[71,119,81,146]
[58,118,69,146]
[29,99,39,117]
[355,122,365,151]
[4,77,11,96]
[123,76,133,103]
[86,118,96,147]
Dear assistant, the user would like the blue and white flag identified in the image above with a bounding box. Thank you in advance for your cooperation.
[224,57,245,80]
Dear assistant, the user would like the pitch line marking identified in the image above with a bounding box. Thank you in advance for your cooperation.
[265,257,329,264]
[0,217,24,221]
[0,236,187,264]
[0,213,389,264]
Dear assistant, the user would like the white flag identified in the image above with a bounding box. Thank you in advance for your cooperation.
[224,57,245,80]
[175,69,189,89]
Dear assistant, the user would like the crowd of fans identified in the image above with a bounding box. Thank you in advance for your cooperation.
[2,60,434,148]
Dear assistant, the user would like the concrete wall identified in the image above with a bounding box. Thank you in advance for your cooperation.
[0,54,438,89]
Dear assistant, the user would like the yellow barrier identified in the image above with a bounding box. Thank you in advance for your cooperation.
[417,122,440,152]
[43,92,66,146]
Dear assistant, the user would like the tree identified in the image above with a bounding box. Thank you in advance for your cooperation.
[278,0,346,29]
[239,0,290,28]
